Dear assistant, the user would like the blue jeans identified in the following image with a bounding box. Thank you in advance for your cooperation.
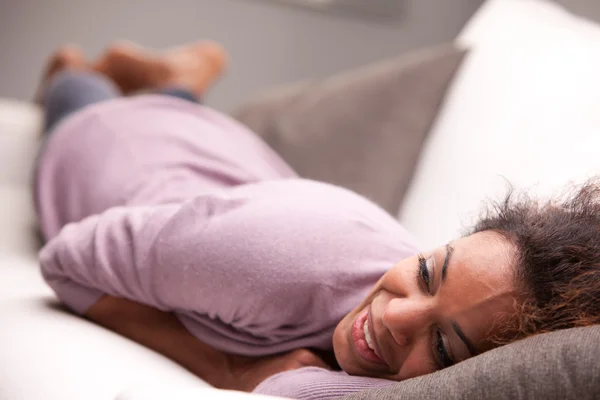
[42,71,199,133]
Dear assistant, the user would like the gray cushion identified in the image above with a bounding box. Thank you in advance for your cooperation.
[233,44,467,215]
[338,325,600,400]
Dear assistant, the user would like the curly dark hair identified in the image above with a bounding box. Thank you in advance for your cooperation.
[470,179,600,343]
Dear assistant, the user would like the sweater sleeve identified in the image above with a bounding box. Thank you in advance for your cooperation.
[39,201,190,314]
[39,189,274,316]
[253,368,394,400]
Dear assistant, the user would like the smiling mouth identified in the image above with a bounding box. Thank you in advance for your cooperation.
[351,307,388,367]
[363,318,377,352]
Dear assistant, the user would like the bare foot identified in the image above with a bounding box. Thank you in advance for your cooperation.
[163,41,228,97]
[35,45,86,103]
[94,40,228,98]
[93,41,164,95]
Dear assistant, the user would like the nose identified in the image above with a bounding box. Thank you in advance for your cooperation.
[382,297,433,349]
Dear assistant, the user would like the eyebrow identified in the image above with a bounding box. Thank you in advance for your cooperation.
[440,244,478,357]
[441,244,454,282]
[452,321,479,356]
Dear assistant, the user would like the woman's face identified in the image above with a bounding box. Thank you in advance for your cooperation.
[333,231,518,380]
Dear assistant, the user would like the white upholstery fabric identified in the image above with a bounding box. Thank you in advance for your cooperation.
[400,0,600,248]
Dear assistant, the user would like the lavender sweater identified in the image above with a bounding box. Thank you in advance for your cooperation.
[36,96,419,399]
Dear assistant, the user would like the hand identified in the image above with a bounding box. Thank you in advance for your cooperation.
[85,296,233,387]
[230,349,331,392]
[85,296,330,392]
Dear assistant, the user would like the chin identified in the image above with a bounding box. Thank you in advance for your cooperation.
[332,316,348,369]
[332,312,358,375]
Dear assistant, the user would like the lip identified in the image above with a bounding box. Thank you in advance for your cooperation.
[351,307,388,367]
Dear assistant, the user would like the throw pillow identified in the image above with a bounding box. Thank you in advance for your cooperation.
[233,44,467,215]
[338,325,600,400]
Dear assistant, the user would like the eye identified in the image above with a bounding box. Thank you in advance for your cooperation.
[417,255,429,288]
[433,329,455,370]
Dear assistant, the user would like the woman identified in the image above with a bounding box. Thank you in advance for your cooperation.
[35,41,600,399]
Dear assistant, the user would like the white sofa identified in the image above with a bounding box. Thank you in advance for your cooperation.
[2,1,600,399]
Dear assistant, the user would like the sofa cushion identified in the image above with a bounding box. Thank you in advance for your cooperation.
[233,44,467,215]
[339,325,600,400]
[400,0,600,248]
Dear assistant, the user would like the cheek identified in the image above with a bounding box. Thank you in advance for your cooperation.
[395,339,436,380]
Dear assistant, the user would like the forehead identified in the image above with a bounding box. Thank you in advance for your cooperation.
[439,232,517,341]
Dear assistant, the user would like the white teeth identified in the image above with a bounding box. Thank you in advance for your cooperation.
[363,319,375,352]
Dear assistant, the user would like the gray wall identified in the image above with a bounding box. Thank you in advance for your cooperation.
[0,0,482,112]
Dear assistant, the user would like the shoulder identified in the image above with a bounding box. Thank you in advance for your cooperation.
[228,179,404,228]
[218,179,420,271]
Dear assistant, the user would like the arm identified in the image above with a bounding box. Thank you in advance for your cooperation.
[84,294,234,388]
[85,295,329,391]
[39,191,332,389]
